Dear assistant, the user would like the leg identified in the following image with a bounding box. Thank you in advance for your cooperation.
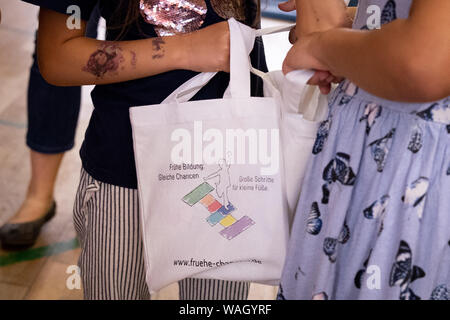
[74,169,247,300]
[179,278,250,300]
[0,33,81,246]
[9,43,80,219]
[7,2,101,224]
[8,150,63,223]
[74,169,150,300]
[224,186,230,206]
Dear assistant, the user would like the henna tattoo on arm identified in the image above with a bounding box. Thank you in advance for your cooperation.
[82,38,165,79]
[130,50,137,69]
[82,42,125,78]
[312,7,320,23]
[152,37,166,59]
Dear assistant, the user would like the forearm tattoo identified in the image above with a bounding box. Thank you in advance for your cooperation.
[130,50,137,68]
[82,42,125,78]
[152,37,166,59]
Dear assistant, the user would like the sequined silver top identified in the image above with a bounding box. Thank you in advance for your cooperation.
[139,0,260,36]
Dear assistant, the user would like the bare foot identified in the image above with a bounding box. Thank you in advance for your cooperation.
[7,196,54,224]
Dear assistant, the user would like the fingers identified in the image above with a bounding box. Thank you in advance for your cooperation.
[306,71,336,94]
[282,44,305,75]
[278,0,296,12]
[281,0,297,44]
[282,59,294,75]
[289,27,297,44]
[319,83,332,95]
[222,63,230,73]
[283,65,338,95]
[312,73,332,94]
[333,76,345,84]
[307,70,330,85]
[282,37,342,90]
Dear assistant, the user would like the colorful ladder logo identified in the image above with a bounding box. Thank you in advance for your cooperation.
[182,182,255,240]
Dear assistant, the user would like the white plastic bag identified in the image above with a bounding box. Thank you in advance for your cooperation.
[250,28,329,221]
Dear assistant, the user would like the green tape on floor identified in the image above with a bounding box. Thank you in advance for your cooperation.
[0,119,27,129]
[0,238,80,267]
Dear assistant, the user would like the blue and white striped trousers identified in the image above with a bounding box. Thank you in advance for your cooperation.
[73,168,249,300]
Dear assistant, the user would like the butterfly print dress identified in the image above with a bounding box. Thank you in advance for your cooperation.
[280,0,450,300]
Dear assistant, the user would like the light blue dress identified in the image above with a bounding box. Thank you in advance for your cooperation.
[279,0,450,300]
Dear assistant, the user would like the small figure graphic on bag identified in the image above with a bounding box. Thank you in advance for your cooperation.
[203,158,232,209]
[182,156,255,240]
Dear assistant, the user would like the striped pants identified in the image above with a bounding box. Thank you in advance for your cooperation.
[73,169,249,300]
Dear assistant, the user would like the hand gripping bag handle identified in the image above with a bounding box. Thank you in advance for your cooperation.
[162,18,253,105]
[163,19,314,104]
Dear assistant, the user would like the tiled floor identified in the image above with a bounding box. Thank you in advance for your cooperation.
[0,0,290,300]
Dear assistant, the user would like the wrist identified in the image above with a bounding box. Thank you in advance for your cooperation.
[295,0,351,37]
[162,34,191,71]
[173,34,190,70]
[309,28,344,77]
[307,31,329,71]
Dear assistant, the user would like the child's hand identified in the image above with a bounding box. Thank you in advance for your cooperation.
[283,32,342,94]
[278,0,296,13]
[183,21,230,73]
[307,71,343,95]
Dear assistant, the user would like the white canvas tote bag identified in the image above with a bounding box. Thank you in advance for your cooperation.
[261,70,329,222]
[250,26,330,222]
[130,19,290,293]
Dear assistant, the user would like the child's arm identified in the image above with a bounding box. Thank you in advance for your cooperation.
[284,0,450,102]
[37,8,230,86]
[279,0,352,36]
[282,2,356,44]
[294,0,352,36]
[279,0,352,93]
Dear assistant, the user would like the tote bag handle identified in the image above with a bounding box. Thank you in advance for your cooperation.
[162,18,253,104]
[163,19,302,104]
[162,19,315,104]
